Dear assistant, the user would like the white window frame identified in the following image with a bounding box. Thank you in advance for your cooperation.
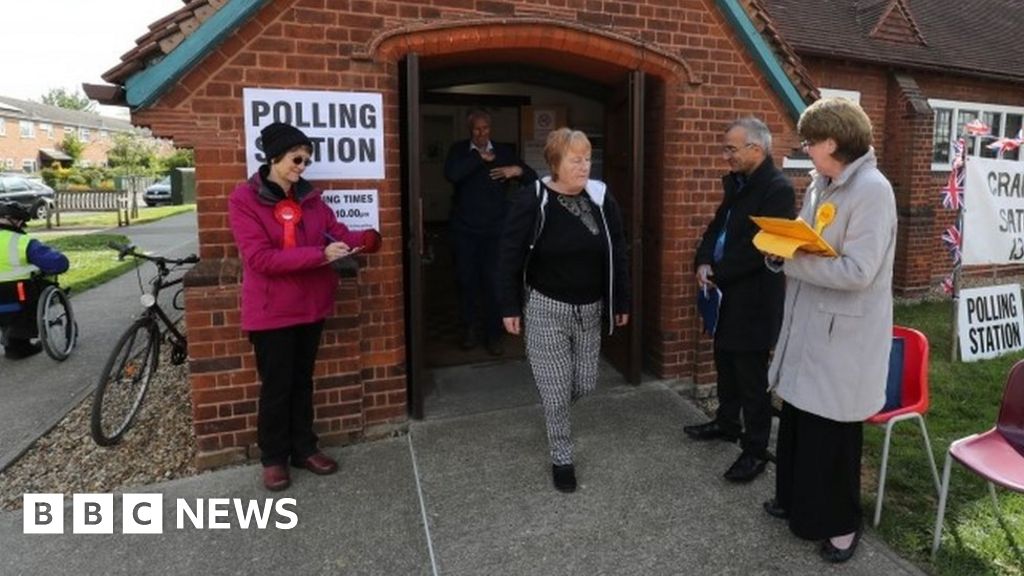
[21,159,36,173]
[929,98,1024,171]
[784,89,862,171]
[79,127,91,142]
[4,159,13,169]
[64,126,74,136]
[0,120,6,137]
[19,121,34,139]
[39,123,53,139]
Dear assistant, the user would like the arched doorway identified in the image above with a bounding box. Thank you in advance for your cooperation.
[378,23,685,418]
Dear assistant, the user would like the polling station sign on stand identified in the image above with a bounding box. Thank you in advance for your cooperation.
[243,88,385,180]
[957,284,1024,362]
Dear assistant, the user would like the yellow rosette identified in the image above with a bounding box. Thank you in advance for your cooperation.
[815,202,836,235]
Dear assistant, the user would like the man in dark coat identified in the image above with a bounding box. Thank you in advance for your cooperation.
[444,109,536,355]
[685,117,796,482]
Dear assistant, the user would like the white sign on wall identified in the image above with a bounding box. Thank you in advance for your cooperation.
[957,284,1024,362]
[243,88,384,180]
[963,157,1024,264]
[322,189,379,232]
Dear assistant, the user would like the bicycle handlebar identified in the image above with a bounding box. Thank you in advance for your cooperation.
[107,242,199,266]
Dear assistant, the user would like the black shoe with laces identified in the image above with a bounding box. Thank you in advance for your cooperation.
[552,464,577,493]
[723,452,768,483]
[683,420,740,442]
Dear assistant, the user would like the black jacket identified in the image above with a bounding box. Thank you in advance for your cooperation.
[444,140,537,236]
[498,179,630,336]
[695,156,795,351]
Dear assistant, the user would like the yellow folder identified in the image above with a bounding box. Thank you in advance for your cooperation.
[750,216,838,259]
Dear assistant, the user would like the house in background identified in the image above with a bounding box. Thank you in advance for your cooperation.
[0,95,136,172]
[752,0,1024,296]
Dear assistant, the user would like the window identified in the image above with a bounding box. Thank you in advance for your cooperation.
[930,99,1024,169]
[100,130,109,140]
[21,159,36,173]
[0,120,6,137]
[4,159,13,169]
[19,121,34,139]
[39,123,53,139]
[783,89,862,170]
[64,126,73,135]
[79,127,90,142]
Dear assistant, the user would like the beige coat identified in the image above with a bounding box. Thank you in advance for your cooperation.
[768,149,897,422]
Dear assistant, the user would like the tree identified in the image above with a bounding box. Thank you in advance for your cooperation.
[59,133,85,164]
[107,130,158,173]
[40,88,96,113]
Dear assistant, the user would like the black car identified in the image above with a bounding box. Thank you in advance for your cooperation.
[0,175,54,220]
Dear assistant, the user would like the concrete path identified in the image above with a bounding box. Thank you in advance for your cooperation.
[0,374,926,576]
[0,211,198,470]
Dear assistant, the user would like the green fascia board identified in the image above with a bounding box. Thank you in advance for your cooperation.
[124,0,272,109]
[716,0,807,121]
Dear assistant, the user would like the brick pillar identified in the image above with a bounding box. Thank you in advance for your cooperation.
[886,73,935,297]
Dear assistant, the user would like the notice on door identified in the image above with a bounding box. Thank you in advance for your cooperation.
[322,189,379,232]
[957,284,1024,362]
[243,88,385,180]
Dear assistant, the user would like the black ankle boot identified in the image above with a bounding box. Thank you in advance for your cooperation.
[552,464,577,493]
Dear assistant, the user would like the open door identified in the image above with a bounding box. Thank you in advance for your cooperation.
[401,53,426,419]
[601,70,644,385]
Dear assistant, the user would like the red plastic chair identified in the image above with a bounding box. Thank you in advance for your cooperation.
[932,358,1024,556]
[866,326,940,527]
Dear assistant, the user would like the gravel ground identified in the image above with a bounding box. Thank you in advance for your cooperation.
[0,347,197,511]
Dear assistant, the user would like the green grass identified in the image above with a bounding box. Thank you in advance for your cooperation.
[26,204,195,231]
[41,234,140,295]
[870,300,1024,575]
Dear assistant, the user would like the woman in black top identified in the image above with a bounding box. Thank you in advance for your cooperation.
[497,127,630,493]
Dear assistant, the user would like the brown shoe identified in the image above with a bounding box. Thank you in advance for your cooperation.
[293,452,338,475]
[262,464,290,491]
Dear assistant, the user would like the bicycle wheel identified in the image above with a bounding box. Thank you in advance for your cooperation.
[36,285,77,361]
[91,317,160,446]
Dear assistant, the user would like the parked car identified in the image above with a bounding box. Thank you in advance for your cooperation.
[0,175,54,220]
[143,176,172,207]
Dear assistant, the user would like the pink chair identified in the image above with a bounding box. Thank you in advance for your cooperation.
[867,326,940,527]
[931,358,1024,557]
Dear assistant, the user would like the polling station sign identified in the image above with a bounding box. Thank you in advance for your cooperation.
[957,284,1024,362]
[322,190,379,232]
[963,157,1024,264]
[243,88,384,180]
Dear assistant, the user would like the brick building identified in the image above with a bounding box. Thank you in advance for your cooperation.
[83,0,1024,467]
[0,95,135,171]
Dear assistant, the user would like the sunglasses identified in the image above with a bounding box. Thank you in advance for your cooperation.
[290,155,313,167]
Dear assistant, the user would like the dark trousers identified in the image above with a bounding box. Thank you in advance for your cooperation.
[453,229,501,341]
[0,307,37,347]
[775,401,863,540]
[713,348,772,456]
[249,321,324,466]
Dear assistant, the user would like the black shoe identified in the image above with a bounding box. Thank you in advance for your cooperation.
[552,464,577,493]
[762,498,789,519]
[683,421,739,442]
[460,328,477,350]
[4,340,42,360]
[723,452,768,483]
[820,529,861,564]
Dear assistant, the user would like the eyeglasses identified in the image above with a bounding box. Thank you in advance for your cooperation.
[290,155,313,167]
[722,143,755,155]
[800,139,816,150]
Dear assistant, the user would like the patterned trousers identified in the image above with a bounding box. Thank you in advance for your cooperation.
[524,290,603,465]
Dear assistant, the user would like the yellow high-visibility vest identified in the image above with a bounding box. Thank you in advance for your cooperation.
[0,229,39,282]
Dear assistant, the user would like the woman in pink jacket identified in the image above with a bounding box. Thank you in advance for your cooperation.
[229,122,381,491]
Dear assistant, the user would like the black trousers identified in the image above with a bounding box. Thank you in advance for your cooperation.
[775,401,863,540]
[249,321,324,466]
[713,348,772,456]
[452,228,502,342]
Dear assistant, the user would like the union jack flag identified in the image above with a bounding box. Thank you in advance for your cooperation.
[941,275,955,295]
[986,129,1023,158]
[965,119,991,136]
[941,139,965,210]
[942,225,962,265]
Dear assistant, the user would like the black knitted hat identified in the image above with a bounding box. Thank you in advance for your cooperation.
[260,122,312,162]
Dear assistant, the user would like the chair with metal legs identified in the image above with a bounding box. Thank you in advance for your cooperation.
[866,326,940,527]
[932,358,1024,557]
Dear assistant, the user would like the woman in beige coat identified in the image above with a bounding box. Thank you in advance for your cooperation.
[762,98,896,564]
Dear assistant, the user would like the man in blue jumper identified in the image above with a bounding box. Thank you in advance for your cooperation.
[444,109,536,355]
[0,201,70,359]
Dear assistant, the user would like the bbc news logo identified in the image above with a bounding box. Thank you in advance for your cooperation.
[23,494,298,534]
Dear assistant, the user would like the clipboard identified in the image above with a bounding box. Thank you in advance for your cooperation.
[750,216,838,259]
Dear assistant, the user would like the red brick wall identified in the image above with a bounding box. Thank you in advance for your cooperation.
[133,0,806,465]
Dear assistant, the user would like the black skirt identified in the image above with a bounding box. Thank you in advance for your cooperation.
[774,401,863,540]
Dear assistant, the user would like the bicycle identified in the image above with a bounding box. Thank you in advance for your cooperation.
[90,242,199,446]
